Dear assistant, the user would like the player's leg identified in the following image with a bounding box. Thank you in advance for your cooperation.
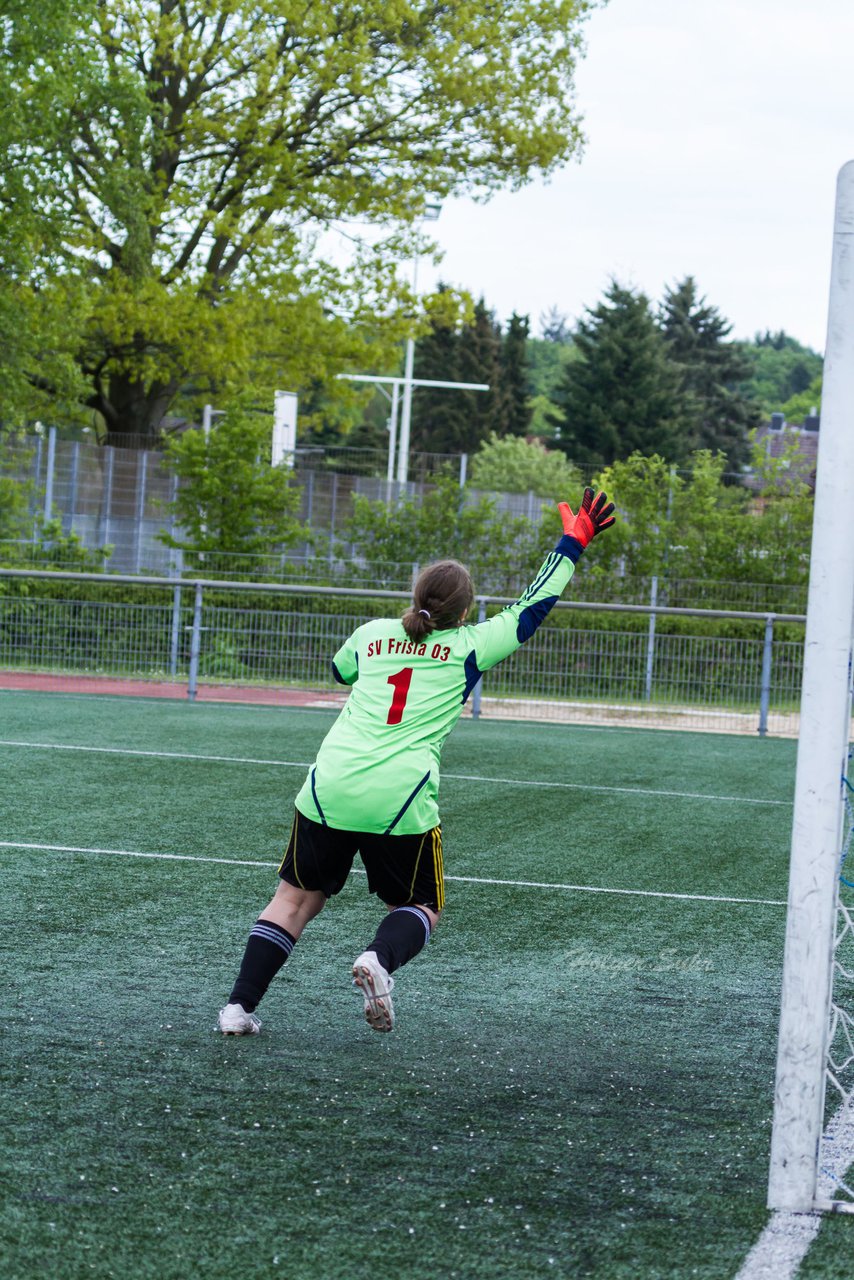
[218,810,356,1035]
[353,826,445,1032]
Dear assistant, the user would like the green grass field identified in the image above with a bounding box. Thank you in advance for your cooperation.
[0,690,844,1279]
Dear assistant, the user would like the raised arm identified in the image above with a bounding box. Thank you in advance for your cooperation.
[469,488,615,673]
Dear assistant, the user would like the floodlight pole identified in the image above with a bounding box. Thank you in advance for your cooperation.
[768,159,854,1212]
[397,202,441,485]
[398,329,416,485]
[387,381,400,484]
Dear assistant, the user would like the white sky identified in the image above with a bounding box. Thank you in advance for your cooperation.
[418,0,854,352]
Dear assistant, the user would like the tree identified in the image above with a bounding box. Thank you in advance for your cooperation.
[526,330,578,441]
[738,332,823,416]
[539,307,572,343]
[746,435,814,587]
[345,473,546,593]
[159,401,307,570]
[2,0,597,439]
[469,432,581,497]
[592,449,752,585]
[411,297,508,454]
[457,300,508,446]
[779,375,822,424]
[0,431,33,544]
[591,452,679,580]
[554,281,688,469]
[659,277,759,469]
[0,1,92,422]
[410,289,469,455]
[500,313,533,437]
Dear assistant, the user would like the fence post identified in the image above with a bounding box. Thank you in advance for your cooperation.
[168,471,179,546]
[99,446,114,555]
[68,440,80,536]
[31,434,43,542]
[758,614,775,737]
[471,598,487,718]
[133,450,148,574]
[170,549,183,679]
[43,426,57,526]
[645,575,658,701]
[328,472,339,565]
[187,582,203,701]
[459,453,468,487]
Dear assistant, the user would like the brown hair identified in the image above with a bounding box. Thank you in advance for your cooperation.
[401,559,475,643]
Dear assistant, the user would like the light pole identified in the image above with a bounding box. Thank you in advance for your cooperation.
[397,201,442,485]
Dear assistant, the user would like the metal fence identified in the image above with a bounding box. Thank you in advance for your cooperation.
[2,428,543,575]
[2,429,811,613]
[0,568,809,736]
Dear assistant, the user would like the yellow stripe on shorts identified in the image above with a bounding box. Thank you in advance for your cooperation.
[433,827,445,911]
[278,812,306,888]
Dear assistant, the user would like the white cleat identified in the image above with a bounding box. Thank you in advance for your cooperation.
[352,951,395,1033]
[217,1002,261,1036]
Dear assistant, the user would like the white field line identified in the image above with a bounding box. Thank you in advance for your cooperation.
[734,1107,854,1279]
[733,1214,822,1280]
[0,739,791,808]
[0,840,785,906]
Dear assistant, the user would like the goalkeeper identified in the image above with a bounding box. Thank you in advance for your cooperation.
[218,489,616,1036]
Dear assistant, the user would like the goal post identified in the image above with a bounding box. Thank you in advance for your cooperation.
[768,159,854,1212]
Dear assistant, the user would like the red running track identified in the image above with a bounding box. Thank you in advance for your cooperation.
[0,670,347,708]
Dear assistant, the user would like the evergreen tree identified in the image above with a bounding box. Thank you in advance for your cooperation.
[412,297,505,453]
[659,277,759,469]
[526,327,578,441]
[411,300,534,452]
[457,299,508,447]
[410,292,468,454]
[500,313,533,436]
[554,280,687,469]
[539,306,572,343]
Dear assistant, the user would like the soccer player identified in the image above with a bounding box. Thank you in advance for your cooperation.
[218,488,616,1035]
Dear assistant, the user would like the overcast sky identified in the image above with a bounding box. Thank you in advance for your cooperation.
[417,0,854,352]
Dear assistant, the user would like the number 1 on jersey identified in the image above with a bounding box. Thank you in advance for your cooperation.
[386,667,413,725]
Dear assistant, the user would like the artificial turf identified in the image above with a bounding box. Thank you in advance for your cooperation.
[0,689,840,1278]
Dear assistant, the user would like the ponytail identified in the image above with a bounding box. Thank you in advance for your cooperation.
[401,560,475,642]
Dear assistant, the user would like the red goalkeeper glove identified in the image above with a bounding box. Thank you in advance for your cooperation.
[558,488,616,549]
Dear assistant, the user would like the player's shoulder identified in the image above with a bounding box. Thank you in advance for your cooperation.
[347,617,406,649]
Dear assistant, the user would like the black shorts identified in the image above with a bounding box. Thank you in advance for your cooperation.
[278,809,445,911]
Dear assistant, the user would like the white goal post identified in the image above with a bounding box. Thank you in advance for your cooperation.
[768,160,854,1212]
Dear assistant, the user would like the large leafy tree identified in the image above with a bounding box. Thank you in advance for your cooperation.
[659,277,759,469]
[0,1,92,419]
[554,280,688,469]
[2,0,597,439]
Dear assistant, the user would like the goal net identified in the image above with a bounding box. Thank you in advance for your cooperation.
[817,747,854,1209]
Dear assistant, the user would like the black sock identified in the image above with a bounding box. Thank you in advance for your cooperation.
[229,919,296,1012]
[367,907,432,974]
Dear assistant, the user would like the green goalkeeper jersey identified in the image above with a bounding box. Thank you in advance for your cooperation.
[294,536,581,835]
